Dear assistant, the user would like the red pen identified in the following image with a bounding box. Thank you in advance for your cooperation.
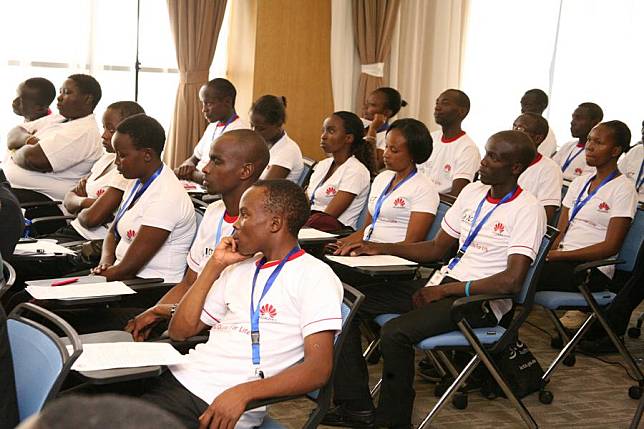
[51,278,80,287]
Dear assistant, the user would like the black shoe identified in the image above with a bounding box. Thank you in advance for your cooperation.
[320,405,375,428]
[417,365,441,383]
[578,336,620,355]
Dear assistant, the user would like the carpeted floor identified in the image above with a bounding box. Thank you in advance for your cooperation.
[266,306,644,428]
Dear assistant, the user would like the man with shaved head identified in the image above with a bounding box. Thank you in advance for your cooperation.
[323,130,547,429]
[520,88,557,157]
[513,113,563,223]
[418,89,480,197]
[126,129,270,339]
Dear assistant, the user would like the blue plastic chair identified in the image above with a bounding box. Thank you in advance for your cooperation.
[297,157,316,188]
[536,208,644,399]
[7,303,82,422]
[371,226,558,429]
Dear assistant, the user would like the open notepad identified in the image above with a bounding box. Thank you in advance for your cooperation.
[25,281,136,300]
[326,254,418,267]
[298,228,338,240]
[14,240,76,256]
[66,342,186,371]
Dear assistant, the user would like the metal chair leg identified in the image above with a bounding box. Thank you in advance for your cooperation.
[542,313,595,384]
[629,392,644,429]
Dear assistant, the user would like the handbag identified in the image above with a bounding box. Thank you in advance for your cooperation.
[482,338,544,399]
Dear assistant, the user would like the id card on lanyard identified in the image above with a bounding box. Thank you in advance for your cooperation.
[113,165,163,239]
[249,246,301,378]
[425,187,518,287]
[366,170,417,241]
[565,170,619,234]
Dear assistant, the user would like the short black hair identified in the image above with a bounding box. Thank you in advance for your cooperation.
[332,111,376,175]
[601,120,631,155]
[35,395,185,429]
[254,179,310,237]
[523,89,548,107]
[116,114,165,157]
[388,118,433,164]
[23,77,56,106]
[67,74,102,109]
[492,130,536,172]
[217,129,270,180]
[578,102,604,123]
[373,87,408,117]
[207,78,237,105]
[518,112,549,138]
[250,95,287,126]
[107,101,145,120]
[445,89,471,116]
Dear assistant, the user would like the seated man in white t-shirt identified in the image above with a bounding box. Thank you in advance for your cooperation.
[618,120,643,203]
[324,130,546,429]
[174,78,249,184]
[520,88,557,157]
[139,180,343,429]
[417,89,480,197]
[3,74,103,200]
[125,129,270,340]
[513,113,563,223]
[91,114,196,283]
[10,77,56,124]
[553,102,603,181]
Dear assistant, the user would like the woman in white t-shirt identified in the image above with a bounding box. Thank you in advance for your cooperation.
[252,95,304,182]
[42,101,144,243]
[331,118,439,254]
[92,114,196,283]
[305,111,375,231]
[538,121,638,292]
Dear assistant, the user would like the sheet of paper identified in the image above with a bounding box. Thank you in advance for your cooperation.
[326,255,418,267]
[298,228,338,240]
[181,180,207,193]
[14,240,76,256]
[66,342,186,371]
[26,275,107,287]
[25,281,136,300]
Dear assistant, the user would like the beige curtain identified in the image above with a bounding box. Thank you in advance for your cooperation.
[388,0,469,129]
[164,0,228,168]
[353,0,401,110]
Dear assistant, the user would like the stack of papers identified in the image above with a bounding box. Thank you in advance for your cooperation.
[67,342,186,371]
[326,255,418,267]
[25,281,136,300]
[181,180,207,193]
[298,228,338,240]
[14,240,76,256]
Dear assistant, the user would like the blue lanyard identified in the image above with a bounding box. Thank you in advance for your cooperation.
[215,211,236,245]
[309,162,334,205]
[636,158,643,191]
[447,187,517,271]
[113,166,163,239]
[376,122,389,133]
[568,170,619,225]
[216,113,238,136]
[250,246,301,369]
[561,144,585,172]
[366,170,416,240]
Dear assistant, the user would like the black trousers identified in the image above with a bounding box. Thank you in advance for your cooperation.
[536,261,611,293]
[333,278,498,427]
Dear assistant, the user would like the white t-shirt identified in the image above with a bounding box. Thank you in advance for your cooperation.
[363,170,439,243]
[307,156,370,229]
[553,139,595,181]
[376,129,387,151]
[170,251,343,428]
[618,143,643,203]
[187,200,237,274]
[259,133,304,183]
[193,116,249,171]
[3,114,103,200]
[417,131,480,194]
[518,154,563,208]
[114,165,196,283]
[539,127,557,157]
[441,182,546,320]
[20,113,66,134]
[71,152,130,240]
[560,174,637,278]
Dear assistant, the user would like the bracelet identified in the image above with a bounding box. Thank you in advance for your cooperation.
[465,281,472,297]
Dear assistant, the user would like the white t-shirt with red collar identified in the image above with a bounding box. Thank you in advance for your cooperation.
[193,116,249,171]
[170,250,343,428]
[363,170,439,243]
[518,153,563,208]
[187,200,237,274]
[259,132,304,183]
[441,182,546,320]
[560,173,637,278]
[618,143,643,203]
[417,130,480,194]
[538,127,557,158]
[307,156,371,229]
[553,139,595,181]
[114,165,196,282]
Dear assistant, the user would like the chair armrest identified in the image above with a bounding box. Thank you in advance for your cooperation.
[246,395,303,410]
[202,194,222,203]
[30,215,76,225]
[450,294,513,323]
[573,258,624,274]
[20,200,63,209]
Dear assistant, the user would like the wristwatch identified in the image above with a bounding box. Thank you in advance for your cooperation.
[169,303,178,318]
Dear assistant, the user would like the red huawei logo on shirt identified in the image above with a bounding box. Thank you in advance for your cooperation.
[260,304,277,319]
[574,167,583,176]
[393,197,406,208]
[443,164,452,172]
[126,229,136,240]
[493,222,505,234]
[598,202,610,212]
[325,186,337,196]
[96,188,105,197]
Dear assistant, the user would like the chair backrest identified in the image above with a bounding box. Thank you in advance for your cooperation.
[515,225,559,305]
[298,157,316,187]
[616,208,644,273]
[7,303,82,422]
[426,200,452,241]
[354,192,371,230]
[0,259,17,299]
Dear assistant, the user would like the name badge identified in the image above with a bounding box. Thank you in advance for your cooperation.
[425,265,449,287]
